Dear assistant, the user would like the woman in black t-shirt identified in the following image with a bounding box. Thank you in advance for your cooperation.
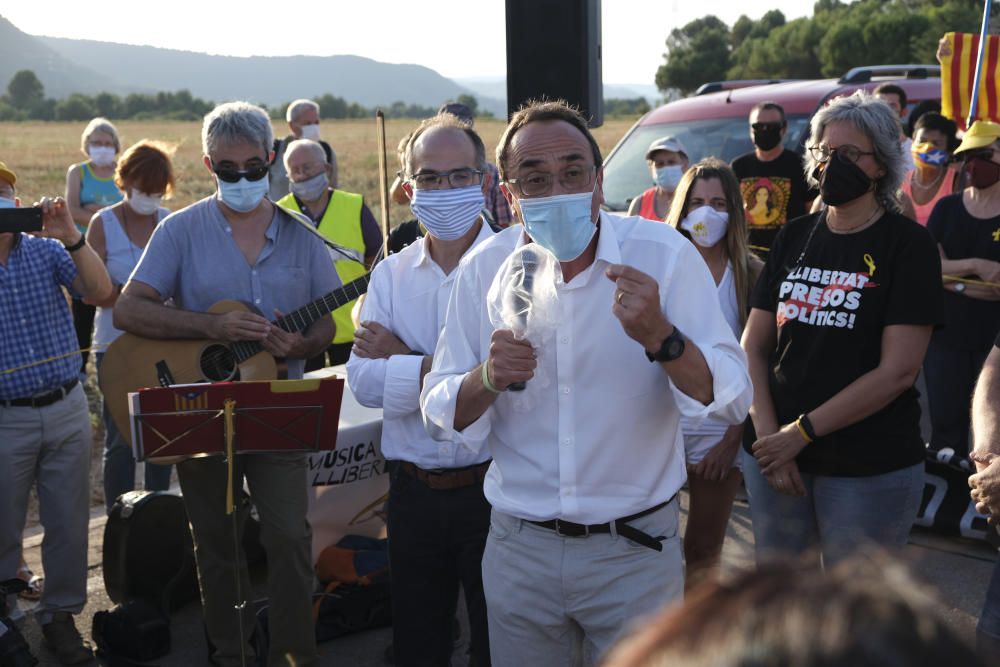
[741,91,944,566]
[923,120,1000,460]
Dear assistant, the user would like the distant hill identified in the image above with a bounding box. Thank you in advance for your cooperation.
[455,77,664,109]
[0,15,506,115]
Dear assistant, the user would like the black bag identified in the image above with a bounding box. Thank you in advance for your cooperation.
[92,600,170,664]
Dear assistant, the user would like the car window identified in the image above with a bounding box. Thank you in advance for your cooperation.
[602,115,810,212]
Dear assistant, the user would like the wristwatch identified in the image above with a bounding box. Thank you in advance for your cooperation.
[954,282,967,294]
[645,326,686,363]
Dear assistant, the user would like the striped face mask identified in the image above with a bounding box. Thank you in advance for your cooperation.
[409,184,485,241]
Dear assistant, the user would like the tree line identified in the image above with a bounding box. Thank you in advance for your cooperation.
[656,0,995,96]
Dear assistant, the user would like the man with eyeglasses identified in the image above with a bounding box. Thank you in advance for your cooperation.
[731,101,816,254]
[420,100,752,664]
[346,113,495,666]
[276,139,381,369]
[115,102,340,667]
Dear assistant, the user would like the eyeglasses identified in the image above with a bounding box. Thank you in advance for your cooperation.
[211,160,270,183]
[403,168,483,190]
[751,122,785,132]
[808,144,875,165]
[505,165,597,198]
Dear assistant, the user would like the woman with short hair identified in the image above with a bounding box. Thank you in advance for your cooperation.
[87,140,176,512]
[665,158,762,588]
[741,91,944,565]
[900,112,959,226]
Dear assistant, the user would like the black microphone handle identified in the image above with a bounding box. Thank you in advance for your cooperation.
[507,380,526,391]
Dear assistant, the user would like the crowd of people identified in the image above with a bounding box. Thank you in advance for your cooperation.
[1,86,999,667]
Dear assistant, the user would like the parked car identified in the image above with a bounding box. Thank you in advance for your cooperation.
[602,65,942,212]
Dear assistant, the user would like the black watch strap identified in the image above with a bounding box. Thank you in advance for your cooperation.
[645,326,685,363]
[64,235,87,253]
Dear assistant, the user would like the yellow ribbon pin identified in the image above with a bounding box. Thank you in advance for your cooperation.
[992,227,1000,242]
[863,253,876,277]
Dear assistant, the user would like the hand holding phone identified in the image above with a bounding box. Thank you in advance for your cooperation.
[0,207,42,233]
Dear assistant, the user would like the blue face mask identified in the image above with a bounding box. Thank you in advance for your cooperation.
[410,184,485,241]
[654,164,683,191]
[0,197,15,208]
[217,176,269,213]
[518,189,597,262]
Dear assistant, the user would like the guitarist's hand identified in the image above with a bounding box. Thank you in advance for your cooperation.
[261,309,308,359]
[212,311,271,342]
[353,321,410,359]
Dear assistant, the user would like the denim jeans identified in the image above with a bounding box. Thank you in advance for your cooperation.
[741,449,924,566]
[95,352,172,512]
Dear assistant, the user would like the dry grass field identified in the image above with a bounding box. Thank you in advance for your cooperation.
[0,116,639,224]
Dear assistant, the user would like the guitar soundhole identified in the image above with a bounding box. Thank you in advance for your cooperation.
[200,344,238,381]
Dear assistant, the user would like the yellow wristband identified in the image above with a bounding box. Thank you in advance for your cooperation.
[795,418,813,444]
[481,362,503,394]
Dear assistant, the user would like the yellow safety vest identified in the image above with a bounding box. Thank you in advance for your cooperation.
[277,190,367,345]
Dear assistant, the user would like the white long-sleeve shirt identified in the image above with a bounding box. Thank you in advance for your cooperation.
[420,213,753,524]
[346,222,494,469]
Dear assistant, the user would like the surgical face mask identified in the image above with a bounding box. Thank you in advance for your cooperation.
[967,156,1000,190]
[299,124,321,141]
[0,196,15,208]
[217,175,269,213]
[813,155,874,207]
[128,189,163,215]
[680,205,729,248]
[654,164,683,191]
[409,184,484,241]
[913,142,949,169]
[290,171,329,202]
[88,145,116,167]
[518,189,597,262]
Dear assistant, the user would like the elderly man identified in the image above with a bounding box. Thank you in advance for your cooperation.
[0,162,112,664]
[276,139,381,368]
[626,136,689,221]
[730,101,815,252]
[115,102,340,667]
[268,98,338,201]
[347,113,495,666]
[420,101,752,665]
[969,338,1000,661]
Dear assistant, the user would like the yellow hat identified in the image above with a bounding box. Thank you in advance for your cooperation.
[955,120,1000,155]
[0,161,15,188]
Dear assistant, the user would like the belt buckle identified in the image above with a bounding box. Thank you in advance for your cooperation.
[554,520,588,538]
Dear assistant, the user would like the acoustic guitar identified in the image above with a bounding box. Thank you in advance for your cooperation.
[99,274,370,446]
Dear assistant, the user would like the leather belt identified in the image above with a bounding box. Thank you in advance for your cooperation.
[399,460,491,491]
[1,379,78,409]
[526,497,675,552]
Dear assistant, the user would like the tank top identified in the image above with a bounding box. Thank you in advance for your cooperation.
[681,264,740,438]
[93,206,168,347]
[901,170,954,227]
[638,187,662,221]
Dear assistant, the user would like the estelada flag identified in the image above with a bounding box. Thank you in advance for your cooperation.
[941,31,1000,131]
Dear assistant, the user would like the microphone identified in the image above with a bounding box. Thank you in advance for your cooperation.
[507,247,538,392]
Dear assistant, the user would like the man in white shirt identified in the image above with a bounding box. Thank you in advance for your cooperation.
[346,114,495,667]
[420,101,753,665]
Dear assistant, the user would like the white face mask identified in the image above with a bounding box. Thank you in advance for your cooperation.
[680,205,729,248]
[128,189,163,215]
[299,124,321,141]
[88,145,116,167]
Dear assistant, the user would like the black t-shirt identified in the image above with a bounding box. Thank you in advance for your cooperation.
[731,149,816,254]
[927,193,1000,353]
[747,210,944,476]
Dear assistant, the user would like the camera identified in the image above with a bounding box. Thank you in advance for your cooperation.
[0,208,43,234]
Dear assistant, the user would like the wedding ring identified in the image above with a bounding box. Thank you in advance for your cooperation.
[616,291,624,305]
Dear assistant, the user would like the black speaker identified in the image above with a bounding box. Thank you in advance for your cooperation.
[505,0,603,127]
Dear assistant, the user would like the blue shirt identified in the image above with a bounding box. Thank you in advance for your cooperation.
[130,196,342,379]
[0,234,80,400]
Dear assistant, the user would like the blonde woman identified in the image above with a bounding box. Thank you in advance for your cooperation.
[665,158,762,588]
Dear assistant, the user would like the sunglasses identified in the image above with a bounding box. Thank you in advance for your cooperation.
[751,121,785,131]
[211,160,270,183]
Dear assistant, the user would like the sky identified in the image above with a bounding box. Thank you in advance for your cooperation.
[4,1,812,85]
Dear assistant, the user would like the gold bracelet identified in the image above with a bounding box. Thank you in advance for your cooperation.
[795,418,813,444]
[481,362,503,394]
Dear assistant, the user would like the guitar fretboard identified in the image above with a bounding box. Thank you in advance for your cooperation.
[230,274,371,363]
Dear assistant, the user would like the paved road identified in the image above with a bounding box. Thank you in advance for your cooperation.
[11,489,995,666]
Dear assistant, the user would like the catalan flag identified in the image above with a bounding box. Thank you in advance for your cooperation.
[941,31,1000,131]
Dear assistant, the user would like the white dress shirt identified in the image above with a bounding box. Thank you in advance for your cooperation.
[420,212,753,524]
[346,221,494,469]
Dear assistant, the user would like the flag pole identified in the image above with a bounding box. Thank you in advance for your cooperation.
[967,0,993,128]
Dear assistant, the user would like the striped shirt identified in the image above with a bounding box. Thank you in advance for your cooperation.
[0,234,80,400]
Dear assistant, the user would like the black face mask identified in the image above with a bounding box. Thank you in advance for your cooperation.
[813,155,874,206]
[966,156,1000,190]
[752,126,783,151]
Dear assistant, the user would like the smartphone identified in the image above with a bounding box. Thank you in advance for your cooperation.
[0,207,43,233]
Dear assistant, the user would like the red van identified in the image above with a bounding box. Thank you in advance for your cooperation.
[602,65,942,212]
